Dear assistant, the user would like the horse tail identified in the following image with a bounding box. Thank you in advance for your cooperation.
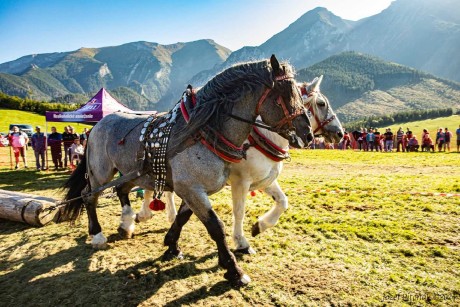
[61,155,88,222]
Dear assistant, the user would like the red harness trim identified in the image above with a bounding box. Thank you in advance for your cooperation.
[253,127,287,154]
[180,101,190,122]
[180,91,244,163]
[248,135,284,162]
[200,139,242,163]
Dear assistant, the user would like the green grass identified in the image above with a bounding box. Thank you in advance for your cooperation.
[0,108,93,134]
[0,149,459,306]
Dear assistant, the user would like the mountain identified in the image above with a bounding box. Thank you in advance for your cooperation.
[296,52,460,122]
[192,0,460,86]
[0,40,231,110]
[0,0,459,113]
[345,0,460,82]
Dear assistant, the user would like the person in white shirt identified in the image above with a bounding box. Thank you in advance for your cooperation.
[8,126,29,169]
[69,138,84,167]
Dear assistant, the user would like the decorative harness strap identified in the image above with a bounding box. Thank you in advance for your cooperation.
[138,111,175,199]
[247,126,290,162]
[180,88,246,163]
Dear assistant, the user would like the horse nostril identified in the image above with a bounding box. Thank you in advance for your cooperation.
[307,133,313,142]
[337,131,344,138]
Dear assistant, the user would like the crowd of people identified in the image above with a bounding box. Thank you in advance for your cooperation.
[5,123,459,171]
[8,125,88,171]
[337,125,460,152]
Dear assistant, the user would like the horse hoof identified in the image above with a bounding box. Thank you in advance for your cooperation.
[224,272,251,287]
[235,247,256,255]
[162,248,183,261]
[136,212,153,223]
[251,223,261,237]
[117,226,133,239]
[91,233,108,249]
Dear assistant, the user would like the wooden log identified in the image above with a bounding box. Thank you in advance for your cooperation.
[0,189,59,227]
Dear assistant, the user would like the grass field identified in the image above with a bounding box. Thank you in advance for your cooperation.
[0,149,459,306]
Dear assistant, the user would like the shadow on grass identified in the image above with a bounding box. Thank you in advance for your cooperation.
[0,169,70,192]
[0,233,231,306]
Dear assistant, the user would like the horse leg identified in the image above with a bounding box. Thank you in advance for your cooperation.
[164,192,177,224]
[116,183,136,239]
[163,200,193,260]
[231,181,256,254]
[82,188,107,249]
[252,180,288,237]
[178,189,250,286]
[135,189,154,223]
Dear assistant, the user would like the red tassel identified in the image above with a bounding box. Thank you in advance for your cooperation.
[250,191,256,197]
[149,198,165,211]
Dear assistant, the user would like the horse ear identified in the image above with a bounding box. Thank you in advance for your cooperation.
[270,54,282,76]
[310,75,324,92]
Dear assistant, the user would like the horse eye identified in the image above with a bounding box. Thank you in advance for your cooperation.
[317,102,326,107]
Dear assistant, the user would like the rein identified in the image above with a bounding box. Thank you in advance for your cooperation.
[181,74,304,163]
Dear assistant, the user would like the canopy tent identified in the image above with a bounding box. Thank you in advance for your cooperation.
[45,88,148,122]
[43,88,156,170]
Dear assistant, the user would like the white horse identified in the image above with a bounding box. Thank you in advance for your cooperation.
[136,75,343,254]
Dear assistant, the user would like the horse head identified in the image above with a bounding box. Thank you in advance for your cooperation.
[300,75,343,143]
[256,55,312,148]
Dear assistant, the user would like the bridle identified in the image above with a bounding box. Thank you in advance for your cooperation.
[302,87,336,135]
[226,74,306,137]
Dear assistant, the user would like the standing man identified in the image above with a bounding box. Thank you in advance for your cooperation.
[395,127,405,152]
[80,127,89,147]
[444,127,452,152]
[8,126,29,169]
[384,128,394,152]
[48,126,63,170]
[62,126,78,168]
[436,128,444,152]
[31,126,47,170]
[456,124,460,152]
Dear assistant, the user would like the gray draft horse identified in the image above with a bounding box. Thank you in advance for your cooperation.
[138,75,343,255]
[61,55,312,286]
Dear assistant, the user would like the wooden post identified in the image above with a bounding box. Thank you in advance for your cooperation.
[0,189,59,227]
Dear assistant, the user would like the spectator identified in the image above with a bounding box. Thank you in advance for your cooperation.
[403,128,412,149]
[80,127,89,147]
[341,130,351,150]
[48,126,63,170]
[69,138,85,167]
[444,127,452,152]
[395,127,405,152]
[366,129,375,151]
[31,126,47,170]
[62,126,78,167]
[374,129,382,152]
[384,128,393,152]
[421,135,435,152]
[362,128,368,151]
[456,124,460,152]
[407,136,419,152]
[8,126,29,169]
[353,129,363,151]
[436,128,445,152]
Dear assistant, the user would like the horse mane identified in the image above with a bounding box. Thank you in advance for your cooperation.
[170,59,295,150]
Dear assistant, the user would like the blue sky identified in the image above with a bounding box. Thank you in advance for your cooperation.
[0,0,394,63]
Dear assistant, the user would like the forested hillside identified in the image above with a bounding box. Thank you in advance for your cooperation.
[297,52,460,121]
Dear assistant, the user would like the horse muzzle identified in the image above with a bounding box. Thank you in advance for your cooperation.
[288,132,305,149]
